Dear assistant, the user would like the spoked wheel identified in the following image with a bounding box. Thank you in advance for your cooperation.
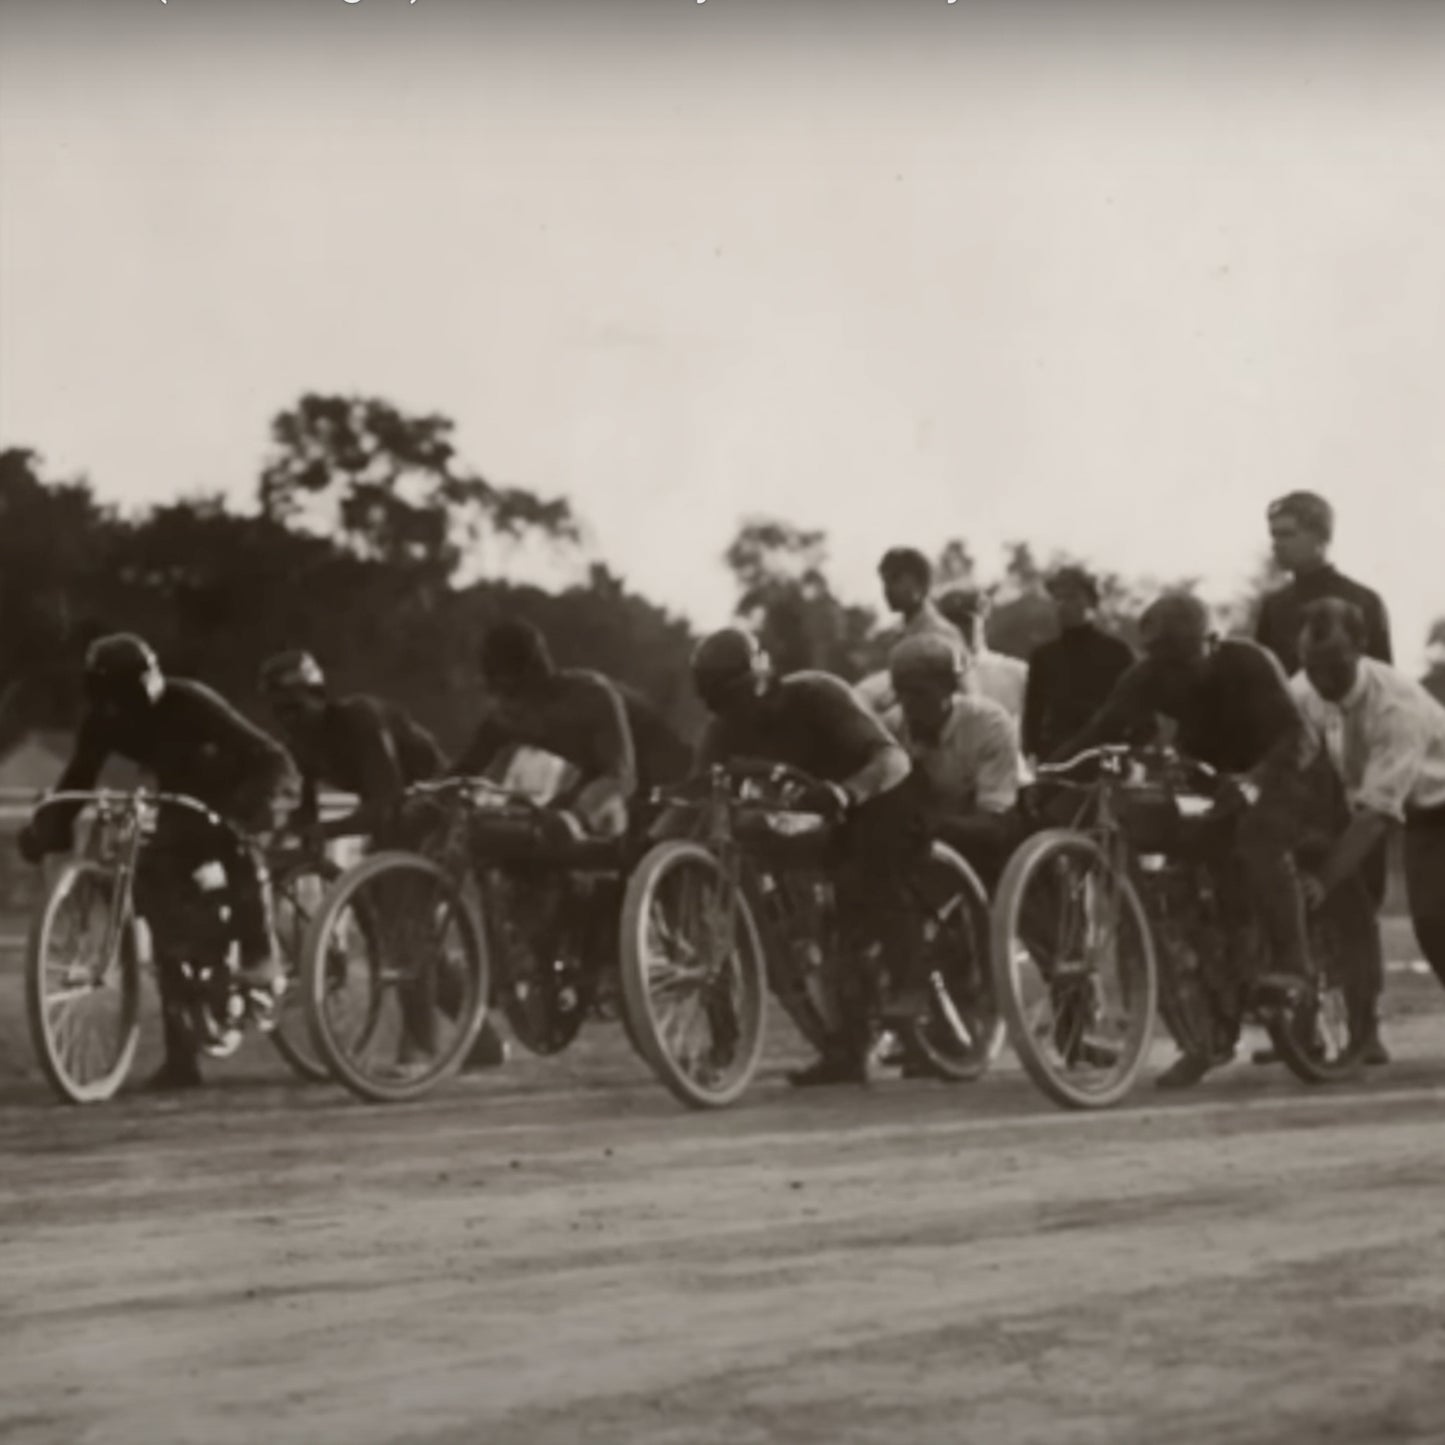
[302,851,490,1103]
[1268,906,1369,1085]
[908,842,1004,1082]
[991,829,1158,1109]
[268,856,341,1083]
[24,860,142,1104]
[753,871,838,1055]
[1148,869,1229,1063]
[486,869,594,1057]
[619,841,768,1109]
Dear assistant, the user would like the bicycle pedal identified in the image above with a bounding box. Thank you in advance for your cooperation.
[241,984,283,1032]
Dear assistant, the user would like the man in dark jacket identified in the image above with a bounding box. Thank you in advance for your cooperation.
[19,635,301,1088]
[259,650,447,844]
[1056,595,1342,1088]
[1253,490,1393,1064]
[1256,492,1391,677]
[1021,566,1136,765]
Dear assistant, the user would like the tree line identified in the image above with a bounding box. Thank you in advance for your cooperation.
[3,391,1441,762]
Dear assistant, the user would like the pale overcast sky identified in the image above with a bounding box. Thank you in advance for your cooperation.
[2,0,1442,666]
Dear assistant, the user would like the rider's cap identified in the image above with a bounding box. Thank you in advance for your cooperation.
[259,650,326,694]
[84,633,163,703]
[1267,490,1334,542]
[1139,592,1212,656]
[889,632,963,688]
[691,627,766,711]
[1045,565,1100,605]
[479,619,554,685]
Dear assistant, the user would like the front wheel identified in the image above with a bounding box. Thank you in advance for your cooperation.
[618,841,768,1110]
[25,860,142,1104]
[302,851,490,1103]
[991,829,1158,1110]
[908,842,1004,1082]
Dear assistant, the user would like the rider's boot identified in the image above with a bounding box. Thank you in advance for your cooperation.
[787,1048,869,1088]
[788,1007,873,1087]
[1356,1022,1390,1066]
[899,1042,945,1080]
[144,1011,203,1092]
[1155,1051,1221,1090]
[461,1017,509,1071]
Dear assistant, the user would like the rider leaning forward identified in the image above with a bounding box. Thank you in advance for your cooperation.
[258,648,511,1071]
[18,635,301,1090]
[1052,593,1379,1087]
[259,649,448,847]
[690,627,930,1088]
[450,620,692,837]
[882,633,1023,891]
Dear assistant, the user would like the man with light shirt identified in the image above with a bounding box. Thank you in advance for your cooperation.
[881,633,1021,890]
[855,548,967,716]
[937,587,1029,721]
[1293,599,1445,1007]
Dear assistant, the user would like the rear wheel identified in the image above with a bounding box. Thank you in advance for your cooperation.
[991,829,1157,1109]
[268,855,341,1082]
[908,842,1003,1082]
[619,841,768,1109]
[25,860,142,1104]
[302,851,490,1103]
[1269,905,1369,1084]
[1148,865,1228,1062]
[487,869,594,1056]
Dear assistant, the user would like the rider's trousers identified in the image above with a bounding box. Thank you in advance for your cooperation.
[1235,747,1345,981]
[1405,803,1445,990]
[836,778,929,1008]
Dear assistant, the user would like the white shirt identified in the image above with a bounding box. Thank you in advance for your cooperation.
[882,693,1022,815]
[492,745,579,805]
[855,604,968,717]
[1292,658,1445,820]
[968,648,1028,720]
[858,646,1029,724]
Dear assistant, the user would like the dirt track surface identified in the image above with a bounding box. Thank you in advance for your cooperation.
[3,1004,1444,1445]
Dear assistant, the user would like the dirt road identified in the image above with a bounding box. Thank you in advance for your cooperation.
[3,975,1444,1445]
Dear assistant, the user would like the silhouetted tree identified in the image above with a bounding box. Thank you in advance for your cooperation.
[259,394,577,581]
[724,517,876,679]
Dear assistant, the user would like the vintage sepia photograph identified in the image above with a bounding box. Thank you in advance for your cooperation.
[1,0,1442,1440]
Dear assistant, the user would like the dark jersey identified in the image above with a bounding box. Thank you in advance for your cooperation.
[1022,624,1136,761]
[612,680,694,788]
[697,671,900,784]
[1256,566,1392,677]
[452,669,648,795]
[1056,639,1306,776]
[50,678,296,828]
[290,695,446,823]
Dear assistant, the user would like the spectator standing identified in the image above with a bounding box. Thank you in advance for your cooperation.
[1256,492,1391,677]
[856,548,966,715]
[1293,599,1445,1033]
[1251,491,1394,1064]
[1020,567,1135,764]
[937,588,1028,721]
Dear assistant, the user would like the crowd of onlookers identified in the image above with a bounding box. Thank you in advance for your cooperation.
[853,491,1445,1058]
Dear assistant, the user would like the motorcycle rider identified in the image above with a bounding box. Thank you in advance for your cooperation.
[19,635,300,1089]
[691,627,926,1086]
